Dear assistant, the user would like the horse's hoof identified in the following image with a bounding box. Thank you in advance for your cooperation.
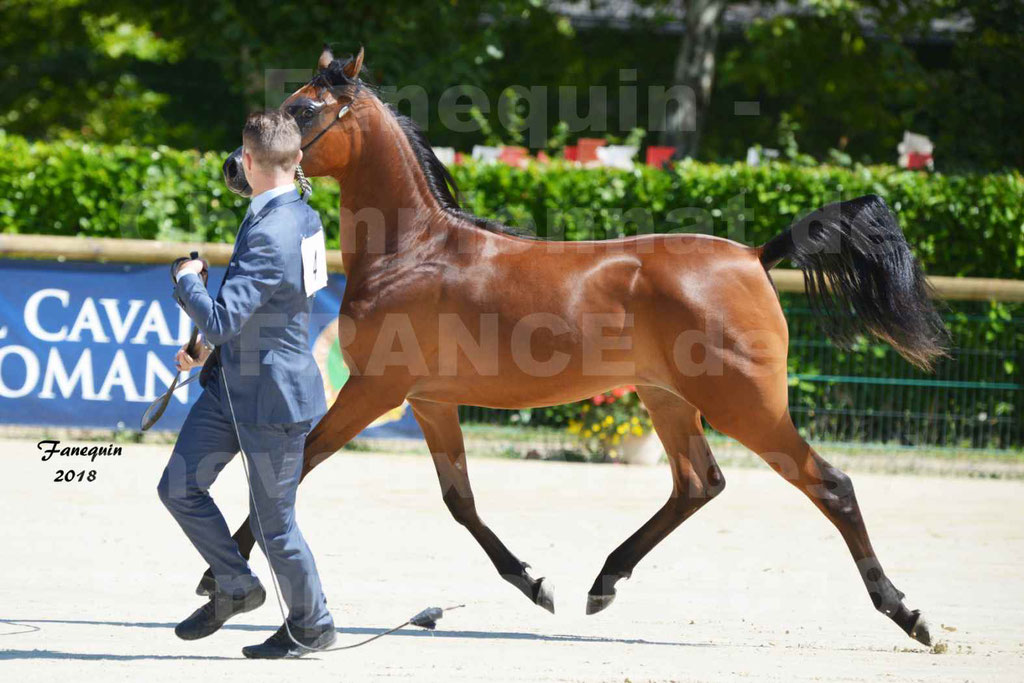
[586,591,616,615]
[535,578,555,614]
[909,611,932,646]
[195,570,216,597]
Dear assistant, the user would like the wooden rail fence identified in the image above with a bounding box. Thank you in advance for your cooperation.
[2,233,1023,302]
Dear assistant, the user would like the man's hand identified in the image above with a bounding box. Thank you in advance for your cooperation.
[175,337,211,372]
[176,259,206,281]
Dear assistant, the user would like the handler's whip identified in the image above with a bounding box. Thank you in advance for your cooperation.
[140,328,201,431]
[141,251,208,431]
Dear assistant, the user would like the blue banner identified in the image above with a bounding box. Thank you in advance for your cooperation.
[0,258,420,437]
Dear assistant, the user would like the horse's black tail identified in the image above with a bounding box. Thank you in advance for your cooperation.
[759,194,949,370]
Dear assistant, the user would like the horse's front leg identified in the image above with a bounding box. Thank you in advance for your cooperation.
[410,398,555,614]
[195,376,407,596]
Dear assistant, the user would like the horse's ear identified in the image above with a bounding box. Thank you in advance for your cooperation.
[343,46,365,80]
[317,44,334,71]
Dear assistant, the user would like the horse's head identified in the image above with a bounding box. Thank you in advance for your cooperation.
[222,46,367,196]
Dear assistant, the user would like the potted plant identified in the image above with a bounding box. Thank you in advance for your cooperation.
[567,386,663,465]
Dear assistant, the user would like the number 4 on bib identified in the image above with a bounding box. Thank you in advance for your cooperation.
[301,229,329,297]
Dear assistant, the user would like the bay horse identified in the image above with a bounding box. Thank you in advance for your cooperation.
[211,46,948,645]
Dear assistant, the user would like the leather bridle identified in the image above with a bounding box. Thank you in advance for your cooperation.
[299,102,352,154]
[293,89,358,197]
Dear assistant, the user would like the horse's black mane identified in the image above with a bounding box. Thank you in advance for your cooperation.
[312,56,531,238]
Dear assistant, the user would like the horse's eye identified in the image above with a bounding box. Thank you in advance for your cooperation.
[302,106,316,119]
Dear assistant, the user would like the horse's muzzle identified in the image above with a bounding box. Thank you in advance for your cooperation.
[222,146,252,197]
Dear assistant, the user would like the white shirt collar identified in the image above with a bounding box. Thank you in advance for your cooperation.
[248,183,295,219]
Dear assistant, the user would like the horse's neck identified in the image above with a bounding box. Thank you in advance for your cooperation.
[335,103,447,274]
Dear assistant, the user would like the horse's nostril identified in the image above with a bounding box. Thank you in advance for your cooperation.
[222,149,246,192]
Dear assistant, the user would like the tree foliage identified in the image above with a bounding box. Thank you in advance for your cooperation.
[709,0,1024,169]
[0,1,1021,168]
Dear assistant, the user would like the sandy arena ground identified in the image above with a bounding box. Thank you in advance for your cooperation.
[1,436,1022,682]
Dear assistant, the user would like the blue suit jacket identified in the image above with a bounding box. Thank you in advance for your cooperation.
[175,189,328,425]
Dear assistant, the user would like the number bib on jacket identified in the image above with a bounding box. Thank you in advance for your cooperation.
[300,229,328,297]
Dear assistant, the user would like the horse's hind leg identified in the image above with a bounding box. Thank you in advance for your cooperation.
[195,377,406,596]
[410,398,555,614]
[587,385,724,614]
[713,404,932,646]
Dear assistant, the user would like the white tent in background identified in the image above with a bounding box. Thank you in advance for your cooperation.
[471,145,502,164]
[595,145,638,170]
[432,147,456,167]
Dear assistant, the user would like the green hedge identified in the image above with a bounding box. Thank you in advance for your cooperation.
[453,161,1024,279]
[2,132,1022,278]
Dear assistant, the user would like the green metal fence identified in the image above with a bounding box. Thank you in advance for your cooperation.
[459,297,1023,451]
[783,298,1021,449]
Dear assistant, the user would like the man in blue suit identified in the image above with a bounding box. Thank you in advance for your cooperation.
[157,110,335,658]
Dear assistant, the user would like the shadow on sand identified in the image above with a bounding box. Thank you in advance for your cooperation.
[0,616,708,660]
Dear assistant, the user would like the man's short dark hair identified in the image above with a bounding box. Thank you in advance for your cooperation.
[242,110,302,172]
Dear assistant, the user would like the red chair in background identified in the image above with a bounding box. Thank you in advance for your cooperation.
[499,146,529,168]
[577,138,607,164]
[645,146,676,169]
[898,132,935,171]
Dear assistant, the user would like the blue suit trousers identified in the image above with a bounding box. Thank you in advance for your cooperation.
[157,371,332,630]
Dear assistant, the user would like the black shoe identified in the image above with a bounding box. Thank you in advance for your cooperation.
[241,621,337,659]
[195,570,217,597]
[174,584,266,641]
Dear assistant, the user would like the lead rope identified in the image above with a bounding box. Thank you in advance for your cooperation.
[220,367,464,652]
[0,621,40,636]
[294,165,312,199]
